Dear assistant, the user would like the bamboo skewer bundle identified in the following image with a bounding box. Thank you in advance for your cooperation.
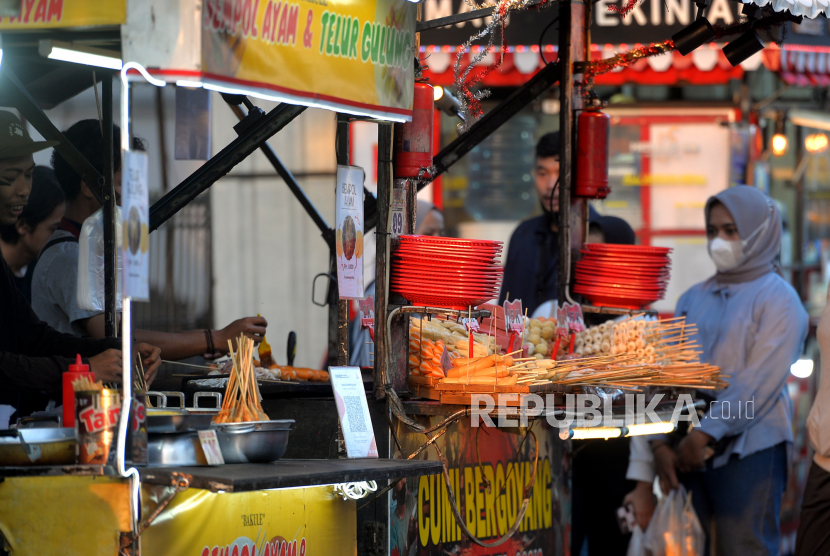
[214,335,270,424]
[72,376,103,391]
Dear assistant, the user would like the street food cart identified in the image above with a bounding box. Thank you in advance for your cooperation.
[0,1,444,555]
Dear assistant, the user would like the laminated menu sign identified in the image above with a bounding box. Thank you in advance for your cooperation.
[330,366,378,459]
[336,165,365,299]
[121,150,149,301]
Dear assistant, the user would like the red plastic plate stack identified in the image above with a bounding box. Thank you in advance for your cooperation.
[573,243,672,309]
[391,235,504,310]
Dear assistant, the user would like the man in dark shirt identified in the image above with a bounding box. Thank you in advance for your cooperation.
[498,132,564,316]
[0,111,160,417]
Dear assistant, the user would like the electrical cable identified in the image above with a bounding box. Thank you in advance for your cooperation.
[538,15,560,66]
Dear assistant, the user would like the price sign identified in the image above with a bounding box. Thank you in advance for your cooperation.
[330,366,378,459]
[504,300,524,335]
[122,150,149,301]
[359,296,375,331]
[565,303,586,333]
[440,346,452,374]
[391,179,409,238]
[335,165,365,300]
[462,318,480,333]
[557,304,569,339]
[198,430,225,465]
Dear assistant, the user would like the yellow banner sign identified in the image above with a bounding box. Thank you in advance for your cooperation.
[0,477,354,556]
[200,0,416,121]
[0,0,125,29]
[142,484,357,556]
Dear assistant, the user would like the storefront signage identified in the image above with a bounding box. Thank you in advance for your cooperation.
[394,417,567,556]
[419,0,830,48]
[201,0,416,120]
[0,0,125,29]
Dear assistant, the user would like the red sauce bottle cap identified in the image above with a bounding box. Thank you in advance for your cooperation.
[68,354,89,373]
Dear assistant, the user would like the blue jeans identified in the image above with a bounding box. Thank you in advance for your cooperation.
[681,442,787,556]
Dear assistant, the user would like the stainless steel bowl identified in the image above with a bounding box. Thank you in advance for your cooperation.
[214,420,294,463]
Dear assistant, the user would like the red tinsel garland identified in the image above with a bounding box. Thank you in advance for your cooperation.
[583,40,676,86]
[607,0,644,17]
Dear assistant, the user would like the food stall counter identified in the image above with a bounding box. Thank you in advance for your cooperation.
[139,458,444,492]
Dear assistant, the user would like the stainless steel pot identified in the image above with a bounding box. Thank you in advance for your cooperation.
[214,420,294,463]
[0,428,76,466]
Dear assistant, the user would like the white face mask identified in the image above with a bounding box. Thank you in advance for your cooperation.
[709,237,743,272]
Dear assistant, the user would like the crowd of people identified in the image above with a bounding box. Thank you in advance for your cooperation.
[0,111,267,426]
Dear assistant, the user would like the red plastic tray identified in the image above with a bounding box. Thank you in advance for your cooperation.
[573,292,655,310]
[394,248,501,264]
[574,273,667,289]
[574,283,664,298]
[395,292,496,310]
[583,243,672,255]
[391,286,501,297]
[392,257,504,275]
[398,235,503,249]
[392,268,504,281]
[580,254,671,267]
[391,278,501,291]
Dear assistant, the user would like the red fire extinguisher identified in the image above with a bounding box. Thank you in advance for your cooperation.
[394,82,434,178]
[575,107,610,199]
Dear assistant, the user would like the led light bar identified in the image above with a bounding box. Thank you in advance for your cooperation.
[39,40,122,70]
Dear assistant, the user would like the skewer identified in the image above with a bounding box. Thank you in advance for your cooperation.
[161,360,219,370]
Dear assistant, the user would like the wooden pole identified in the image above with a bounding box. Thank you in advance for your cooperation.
[374,123,394,400]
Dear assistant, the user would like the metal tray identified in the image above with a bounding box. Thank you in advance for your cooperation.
[147,413,214,434]
[148,431,208,466]
[0,428,76,466]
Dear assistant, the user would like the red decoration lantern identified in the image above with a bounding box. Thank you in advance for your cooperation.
[394,83,434,179]
[575,107,611,199]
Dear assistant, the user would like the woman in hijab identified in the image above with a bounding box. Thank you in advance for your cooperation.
[627,186,808,555]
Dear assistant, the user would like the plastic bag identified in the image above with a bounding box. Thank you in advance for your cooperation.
[77,206,123,312]
[627,525,646,556]
[642,485,704,556]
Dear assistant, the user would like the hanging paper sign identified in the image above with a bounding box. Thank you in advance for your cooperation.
[565,303,586,334]
[504,300,524,335]
[330,366,378,459]
[121,150,150,301]
[391,179,409,237]
[440,346,452,374]
[197,430,225,465]
[336,165,365,299]
[359,296,375,331]
[556,304,570,339]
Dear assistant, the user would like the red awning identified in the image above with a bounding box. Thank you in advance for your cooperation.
[419,42,786,88]
[763,45,830,86]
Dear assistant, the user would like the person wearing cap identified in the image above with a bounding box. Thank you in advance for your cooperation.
[0,166,66,303]
[498,132,597,316]
[0,111,162,419]
[31,119,267,360]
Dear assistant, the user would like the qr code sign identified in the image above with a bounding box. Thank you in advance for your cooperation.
[344,395,367,433]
